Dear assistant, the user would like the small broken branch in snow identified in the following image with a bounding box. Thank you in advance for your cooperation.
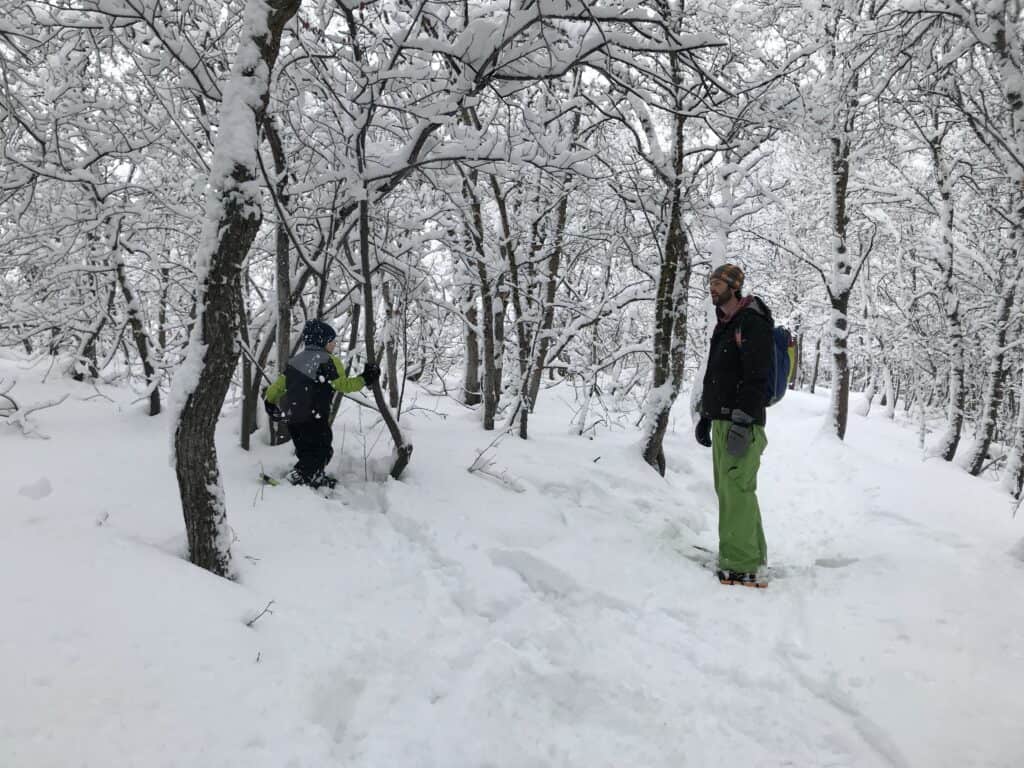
[244,600,275,628]
[0,378,18,413]
[470,463,528,493]
[468,432,507,473]
[2,392,69,439]
[979,455,1007,475]
[468,432,526,493]
[83,380,115,403]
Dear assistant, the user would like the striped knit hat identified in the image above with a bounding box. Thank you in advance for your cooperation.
[709,263,744,292]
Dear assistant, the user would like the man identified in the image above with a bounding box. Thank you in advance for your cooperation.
[264,319,381,489]
[695,264,773,588]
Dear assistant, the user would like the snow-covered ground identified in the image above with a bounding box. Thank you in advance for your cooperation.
[2,354,1023,768]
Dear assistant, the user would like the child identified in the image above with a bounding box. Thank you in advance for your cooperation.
[264,319,380,488]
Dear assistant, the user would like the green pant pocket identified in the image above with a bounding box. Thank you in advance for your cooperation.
[726,463,758,493]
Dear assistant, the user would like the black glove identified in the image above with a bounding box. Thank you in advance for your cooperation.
[264,398,285,422]
[726,409,754,458]
[360,362,381,386]
[695,416,712,448]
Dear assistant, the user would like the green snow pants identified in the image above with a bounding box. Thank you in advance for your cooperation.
[712,419,768,573]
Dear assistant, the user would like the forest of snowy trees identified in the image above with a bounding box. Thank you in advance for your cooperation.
[3,0,1024,577]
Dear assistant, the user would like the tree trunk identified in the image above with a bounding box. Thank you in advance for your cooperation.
[642,189,689,474]
[172,0,301,579]
[158,266,169,352]
[1005,366,1024,501]
[267,117,291,446]
[829,292,851,440]
[491,175,533,439]
[828,125,854,440]
[383,280,400,409]
[114,240,161,416]
[930,135,965,461]
[358,199,412,478]
[883,366,896,419]
[463,288,481,406]
[863,369,878,414]
[525,92,579,414]
[527,184,569,411]
[791,333,802,390]
[643,64,688,475]
[966,266,1019,475]
[476,259,498,431]
[493,292,506,405]
[72,283,114,381]
[347,301,361,354]
[239,296,259,451]
[463,172,498,430]
[810,337,821,394]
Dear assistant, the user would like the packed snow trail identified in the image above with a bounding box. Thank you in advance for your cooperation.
[2,358,1022,767]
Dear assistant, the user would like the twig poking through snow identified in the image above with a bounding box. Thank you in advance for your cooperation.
[88,381,115,403]
[244,600,275,628]
[468,432,527,493]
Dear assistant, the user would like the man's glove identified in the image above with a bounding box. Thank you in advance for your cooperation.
[726,409,754,458]
[694,416,712,448]
[360,362,381,386]
[264,398,285,422]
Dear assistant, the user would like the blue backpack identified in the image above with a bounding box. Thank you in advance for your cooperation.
[766,325,795,406]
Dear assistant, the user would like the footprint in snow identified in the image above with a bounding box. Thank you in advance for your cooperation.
[19,477,52,500]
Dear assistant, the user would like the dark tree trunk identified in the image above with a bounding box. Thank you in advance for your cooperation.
[642,61,688,475]
[347,301,361,354]
[358,200,412,478]
[967,266,1020,475]
[463,289,481,406]
[114,242,161,416]
[930,134,964,462]
[828,123,855,440]
[526,105,581,417]
[791,333,801,390]
[175,204,259,575]
[527,183,569,412]
[72,283,114,381]
[642,187,689,474]
[476,260,498,431]
[158,266,169,352]
[1008,367,1024,501]
[810,337,821,394]
[173,0,301,579]
[463,172,498,429]
[489,174,533,439]
[493,292,506,405]
[383,281,400,409]
[267,117,292,446]
[239,297,259,451]
[829,291,851,440]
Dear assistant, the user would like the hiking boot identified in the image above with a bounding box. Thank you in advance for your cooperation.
[716,568,767,589]
[285,468,308,486]
[308,470,337,490]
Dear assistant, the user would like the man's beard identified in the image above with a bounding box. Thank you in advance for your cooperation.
[711,286,733,306]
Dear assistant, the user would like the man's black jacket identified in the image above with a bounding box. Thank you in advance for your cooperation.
[700,295,774,426]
